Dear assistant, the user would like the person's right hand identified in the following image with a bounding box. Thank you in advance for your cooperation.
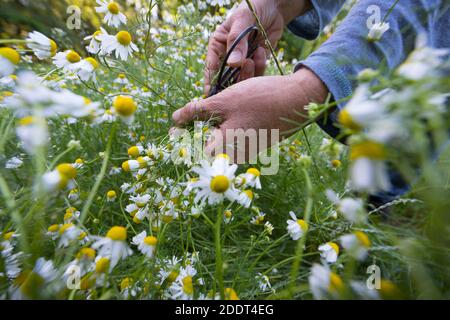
[204,0,285,95]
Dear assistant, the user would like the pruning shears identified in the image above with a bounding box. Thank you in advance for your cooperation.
[208,25,259,97]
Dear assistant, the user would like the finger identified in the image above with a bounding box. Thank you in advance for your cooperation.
[253,47,266,77]
[205,27,227,95]
[172,96,218,126]
[239,59,255,82]
[226,15,253,67]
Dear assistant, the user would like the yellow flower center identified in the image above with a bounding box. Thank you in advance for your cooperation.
[178,147,188,158]
[48,224,59,232]
[75,158,83,164]
[246,168,260,177]
[85,57,99,69]
[350,141,386,160]
[0,47,20,64]
[354,231,371,248]
[66,50,81,63]
[116,31,132,46]
[64,211,73,221]
[137,156,147,168]
[120,277,132,291]
[331,159,341,168]
[224,288,239,300]
[133,216,142,224]
[93,30,102,40]
[243,189,254,200]
[107,2,120,14]
[143,235,158,246]
[50,40,57,56]
[224,210,232,219]
[210,175,230,193]
[167,270,178,283]
[122,160,131,172]
[18,116,34,126]
[128,146,140,158]
[59,223,74,235]
[296,219,308,232]
[3,231,14,240]
[56,163,77,179]
[107,190,117,199]
[338,109,362,131]
[327,242,340,255]
[113,95,137,116]
[95,257,110,273]
[215,153,230,161]
[329,272,344,293]
[182,276,194,295]
[106,226,127,241]
[77,247,96,260]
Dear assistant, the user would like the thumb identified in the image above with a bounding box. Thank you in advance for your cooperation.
[226,16,253,67]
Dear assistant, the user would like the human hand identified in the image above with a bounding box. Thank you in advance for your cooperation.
[173,68,329,158]
[204,0,311,95]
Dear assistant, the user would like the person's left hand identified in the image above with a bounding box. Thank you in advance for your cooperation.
[172,68,328,157]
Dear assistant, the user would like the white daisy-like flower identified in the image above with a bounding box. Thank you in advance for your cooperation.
[15,116,49,155]
[367,22,390,41]
[250,211,265,225]
[325,189,366,223]
[340,231,371,261]
[286,211,308,241]
[244,167,261,189]
[5,156,23,169]
[95,1,127,28]
[91,226,133,269]
[318,242,340,264]
[255,272,273,293]
[57,223,83,248]
[52,50,82,72]
[84,28,107,54]
[338,85,383,132]
[189,154,239,205]
[349,140,391,193]
[237,189,254,208]
[98,30,138,61]
[74,57,99,81]
[42,163,77,191]
[0,47,20,77]
[308,264,344,300]
[131,231,157,258]
[168,265,197,300]
[26,31,57,59]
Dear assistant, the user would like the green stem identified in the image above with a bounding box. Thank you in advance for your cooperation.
[214,205,225,299]
[288,168,313,297]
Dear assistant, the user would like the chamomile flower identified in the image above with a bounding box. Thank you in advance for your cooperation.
[42,163,77,191]
[318,242,340,264]
[0,47,20,77]
[95,1,127,28]
[340,231,371,261]
[128,145,144,158]
[338,85,382,132]
[64,247,96,278]
[244,168,261,189]
[237,189,254,208]
[52,50,82,71]
[349,140,391,193]
[64,207,80,223]
[98,31,138,61]
[26,31,57,59]
[75,57,99,81]
[106,190,117,202]
[84,28,107,54]
[250,211,265,225]
[189,154,239,205]
[255,273,273,293]
[367,22,390,41]
[131,231,157,258]
[5,156,23,169]
[223,209,233,224]
[113,95,137,123]
[326,189,366,223]
[308,264,344,300]
[286,211,308,240]
[168,265,197,300]
[91,226,133,269]
[58,223,82,248]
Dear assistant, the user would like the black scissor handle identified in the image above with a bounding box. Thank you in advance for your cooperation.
[208,25,259,97]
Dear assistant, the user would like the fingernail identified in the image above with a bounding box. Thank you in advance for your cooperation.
[172,110,180,122]
[228,51,242,64]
